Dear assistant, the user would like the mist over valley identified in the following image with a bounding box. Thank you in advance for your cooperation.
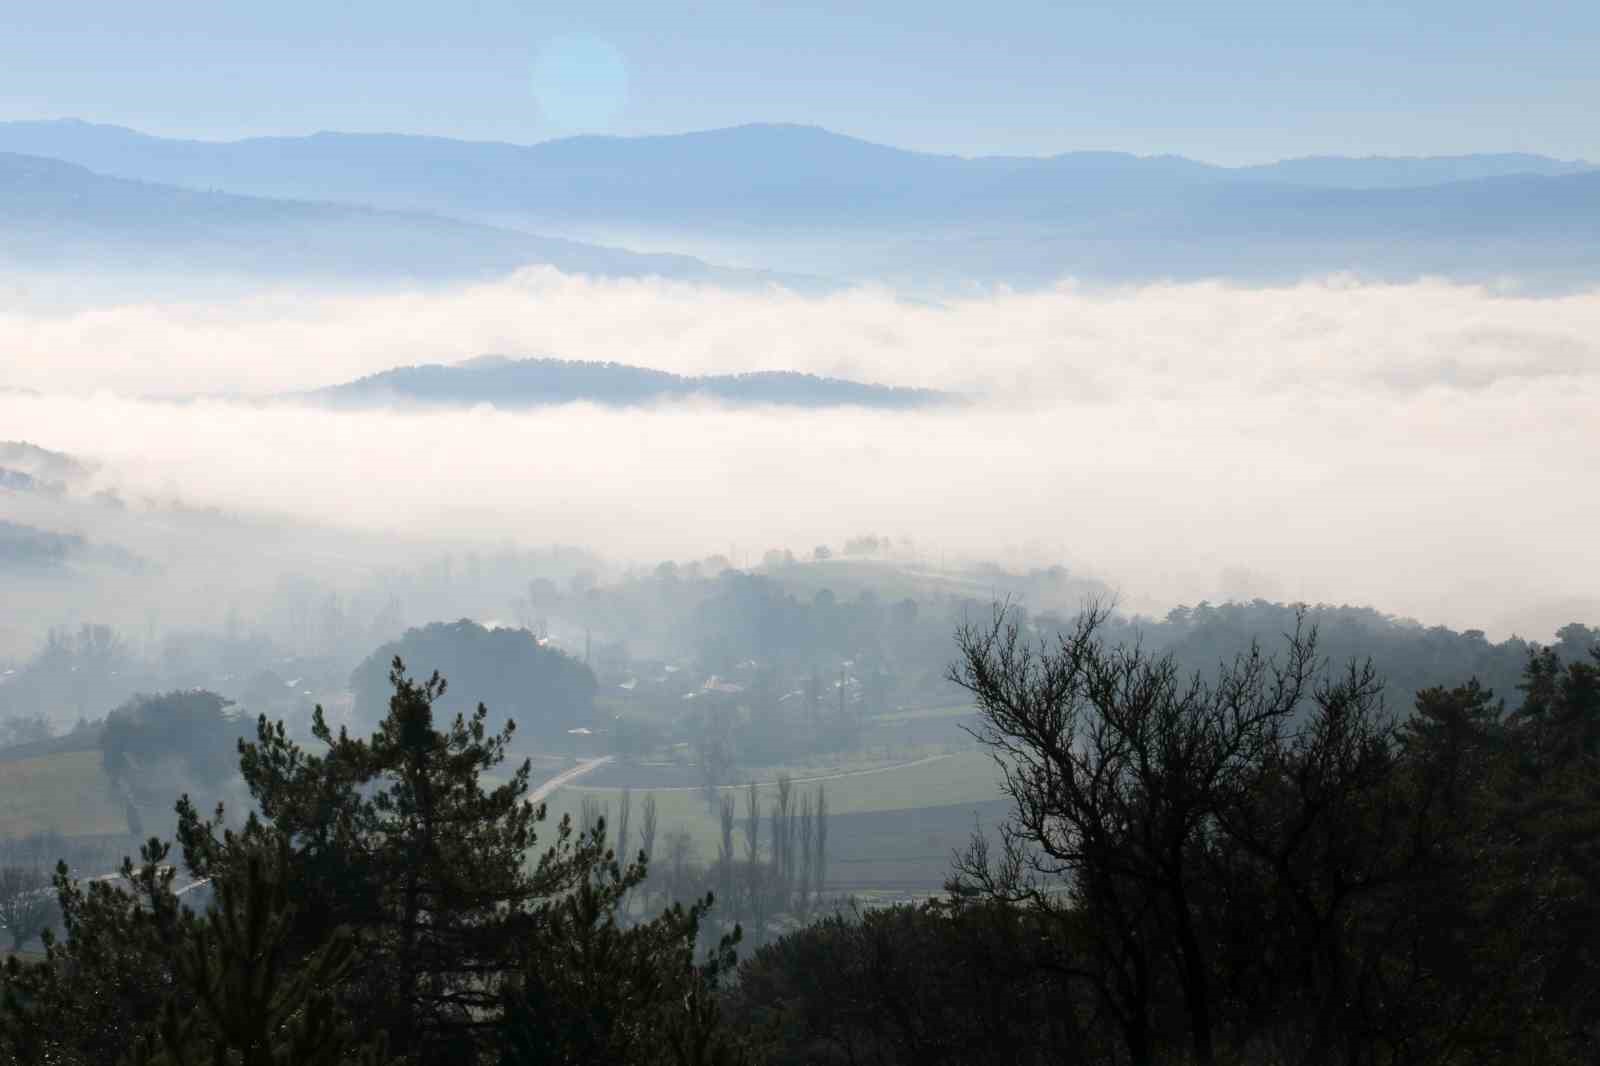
[3,14,1599,1060]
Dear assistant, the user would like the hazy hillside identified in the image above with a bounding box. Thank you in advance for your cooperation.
[0,151,773,284]
[0,119,1216,221]
[4,119,1597,285]
[313,356,953,410]
[3,119,1592,217]
[0,521,85,572]
[1239,152,1596,188]
[0,442,90,496]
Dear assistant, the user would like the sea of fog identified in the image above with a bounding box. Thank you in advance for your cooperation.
[2,269,1597,640]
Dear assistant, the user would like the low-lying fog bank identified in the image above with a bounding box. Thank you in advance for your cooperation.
[3,271,1597,641]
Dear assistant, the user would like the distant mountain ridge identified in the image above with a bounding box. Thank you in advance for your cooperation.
[1235,152,1596,189]
[2,118,1590,201]
[5,119,1600,286]
[0,149,789,285]
[311,356,952,410]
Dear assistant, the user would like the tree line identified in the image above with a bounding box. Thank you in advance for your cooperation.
[4,608,1599,1064]
[729,605,1600,1065]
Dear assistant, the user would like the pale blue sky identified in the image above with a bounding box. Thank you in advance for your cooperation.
[2,1,1596,163]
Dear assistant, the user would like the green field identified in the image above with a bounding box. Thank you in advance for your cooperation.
[0,735,1013,894]
[0,750,128,839]
[536,749,1009,891]
[871,704,974,725]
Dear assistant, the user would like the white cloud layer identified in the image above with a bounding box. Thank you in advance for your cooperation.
[2,270,1598,638]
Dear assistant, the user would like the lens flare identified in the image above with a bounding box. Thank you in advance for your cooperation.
[531,34,629,131]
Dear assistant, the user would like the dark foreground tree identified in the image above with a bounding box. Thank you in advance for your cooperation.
[733,898,1103,1066]
[0,843,185,1065]
[947,603,1600,1066]
[175,659,587,1062]
[949,604,1329,1065]
[122,840,385,1066]
[4,658,747,1066]
[500,877,747,1066]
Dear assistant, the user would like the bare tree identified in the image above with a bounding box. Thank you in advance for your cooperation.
[812,786,828,905]
[742,782,760,869]
[640,794,659,866]
[0,864,54,951]
[0,713,52,750]
[744,781,765,940]
[579,795,606,840]
[718,793,737,925]
[615,788,633,866]
[663,830,700,906]
[795,791,815,915]
[948,602,1319,1066]
[637,794,659,912]
[770,774,795,905]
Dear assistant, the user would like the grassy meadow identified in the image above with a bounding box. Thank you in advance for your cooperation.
[0,749,127,839]
[536,747,1009,893]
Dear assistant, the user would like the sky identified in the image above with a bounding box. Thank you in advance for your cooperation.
[1,1,1597,163]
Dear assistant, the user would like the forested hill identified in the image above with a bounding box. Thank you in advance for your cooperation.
[310,356,953,410]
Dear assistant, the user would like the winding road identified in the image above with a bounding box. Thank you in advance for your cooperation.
[526,755,614,805]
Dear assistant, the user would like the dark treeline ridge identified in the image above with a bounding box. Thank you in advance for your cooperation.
[348,619,598,740]
[558,561,1577,714]
[2,602,1598,1064]
[2,564,1587,781]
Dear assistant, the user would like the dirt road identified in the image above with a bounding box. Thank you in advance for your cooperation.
[526,755,615,805]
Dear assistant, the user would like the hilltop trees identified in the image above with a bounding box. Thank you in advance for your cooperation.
[349,620,596,740]
[98,689,250,837]
[101,690,245,791]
